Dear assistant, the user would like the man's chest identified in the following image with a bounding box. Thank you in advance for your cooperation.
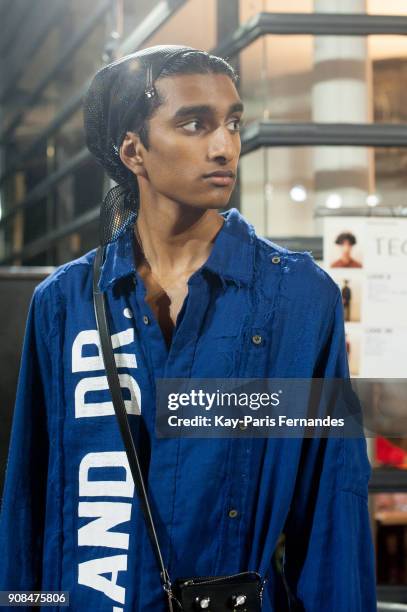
[137,263,190,347]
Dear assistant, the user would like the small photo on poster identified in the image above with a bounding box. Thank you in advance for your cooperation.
[330,271,361,323]
[330,229,363,269]
[323,219,365,270]
[345,324,361,377]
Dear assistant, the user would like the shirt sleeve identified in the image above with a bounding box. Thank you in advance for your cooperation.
[281,290,377,611]
[0,286,52,591]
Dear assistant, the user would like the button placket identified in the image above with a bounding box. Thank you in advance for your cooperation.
[131,273,168,375]
[164,278,210,378]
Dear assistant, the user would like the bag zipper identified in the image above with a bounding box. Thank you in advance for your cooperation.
[181,571,262,587]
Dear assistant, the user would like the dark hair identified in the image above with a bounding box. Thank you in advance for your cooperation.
[335,232,357,246]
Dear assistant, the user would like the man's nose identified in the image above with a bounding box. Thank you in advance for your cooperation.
[207,126,237,162]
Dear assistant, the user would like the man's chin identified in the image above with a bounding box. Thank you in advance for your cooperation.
[191,200,231,211]
[197,191,235,210]
[205,200,230,209]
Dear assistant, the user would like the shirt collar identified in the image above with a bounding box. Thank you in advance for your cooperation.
[98,207,255,292]
[98,224,136,292]
[201,207,255,286]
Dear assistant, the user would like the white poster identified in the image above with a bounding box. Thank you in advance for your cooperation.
[323,217,407,377]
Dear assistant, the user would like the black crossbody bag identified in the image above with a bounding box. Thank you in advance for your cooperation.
[93,245,265,611]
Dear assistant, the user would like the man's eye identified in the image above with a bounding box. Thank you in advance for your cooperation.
[181,120,203,132]
[228,118,242,132]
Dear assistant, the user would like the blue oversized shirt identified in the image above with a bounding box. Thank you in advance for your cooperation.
[0,208,376,611]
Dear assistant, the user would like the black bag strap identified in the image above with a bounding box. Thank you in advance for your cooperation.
[92,245,174,605]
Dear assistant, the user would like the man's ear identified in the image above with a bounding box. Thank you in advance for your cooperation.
[119,132,148,178]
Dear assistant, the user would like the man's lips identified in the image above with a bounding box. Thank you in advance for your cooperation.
[202,170,236,186]
[203,170,235,178]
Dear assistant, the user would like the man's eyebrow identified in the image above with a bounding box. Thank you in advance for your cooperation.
[172,102,244,120]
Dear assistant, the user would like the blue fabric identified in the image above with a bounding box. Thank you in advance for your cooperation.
[0,208,376,611]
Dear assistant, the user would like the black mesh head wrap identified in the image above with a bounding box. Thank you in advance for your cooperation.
[83,44,211,246]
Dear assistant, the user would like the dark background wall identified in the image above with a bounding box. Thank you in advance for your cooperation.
[0,269,52,501]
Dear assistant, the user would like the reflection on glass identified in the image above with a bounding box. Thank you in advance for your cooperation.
[239,34,407,125]
[239,36,313,126]
[239,146,407,238]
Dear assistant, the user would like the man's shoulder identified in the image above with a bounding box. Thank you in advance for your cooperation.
[253,234,339,304]
[34,248,97,303]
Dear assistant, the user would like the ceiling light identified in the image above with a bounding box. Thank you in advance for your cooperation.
[290,185,307,202]
[326,193,342,209]
[366,193,381,207]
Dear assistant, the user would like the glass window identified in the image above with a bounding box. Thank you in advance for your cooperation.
[54,107,86,161]
[368,0,407,15]
[240,0,313,22]
[16,28,60,98]
[240,0,407,20]
[123,0,163,39]
[238,34,407,126]
[239,146,407,239]
[143,0,217,51]
[6,2,109,136]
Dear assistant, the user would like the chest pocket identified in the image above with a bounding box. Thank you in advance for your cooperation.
[191,281,249,378]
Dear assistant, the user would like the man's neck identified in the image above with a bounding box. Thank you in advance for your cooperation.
[134,194,225,281]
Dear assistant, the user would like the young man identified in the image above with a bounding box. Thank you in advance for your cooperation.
[0,46,376,611]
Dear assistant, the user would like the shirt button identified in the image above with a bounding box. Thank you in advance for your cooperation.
[228,509,238,518]
[123,308,133,319]
[272,256,281,264]
[143,315,150,325]
[252,335,262,345]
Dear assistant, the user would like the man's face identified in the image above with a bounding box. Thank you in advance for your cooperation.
[136,72,243,209]
[340,240,352,256]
